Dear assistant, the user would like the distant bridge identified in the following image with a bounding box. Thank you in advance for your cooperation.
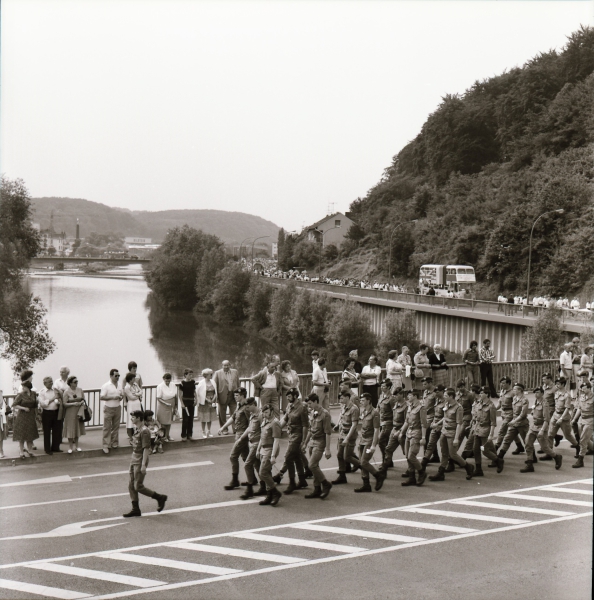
[32,256,151,264]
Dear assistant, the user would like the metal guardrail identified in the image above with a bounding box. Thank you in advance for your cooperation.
[3,359,559,427]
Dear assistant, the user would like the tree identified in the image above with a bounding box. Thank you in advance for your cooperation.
[195,245,227,311]
[378,310,420,359]
[0,177,55,373]
[210,263,252,323]
[244,278,273,331]
[521,307,566,359]
[267,281,297,343]
[325,301,376,359]
[287,290,331,350]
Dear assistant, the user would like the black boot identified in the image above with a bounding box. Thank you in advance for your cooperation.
[429,451,440,463]
[464,463,475,480]
[420,456,429,469]
[496,458,505,473]
[270,488,282,506]
[152,492,167,512]
[572,456,584,468]
[429,467,445,481]
[520,460,534,473]
[345,463,352,473]
[224,474,240,490]
[332,472,348,484]
[512,443,525,455]
[445,459,455,473]
[255,481,268,496]
[374,470,387,491]
[487,460,498,468]
[296,477,309,489]
[123,501,141,518]
[401,471,417,486]
[272,473,283,485]
[554,435,562,447]
[354,480,372,493]
[554,454,563,470]
[401,469,413,478]
[474,465,485,477]
[305,486,322,499]
[284,480,297,495]
[240,484,254,500]
[416,468,427,486]
[303,468,314,479]
[259,490,273,505]
[320,480,332,499]
[384,459,394,469]
[461,450,473,459]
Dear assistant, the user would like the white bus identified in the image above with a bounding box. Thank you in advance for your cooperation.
[419,264,476,298]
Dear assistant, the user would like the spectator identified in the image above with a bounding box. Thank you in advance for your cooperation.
[144,410,164,454]
[100,369,124,454]
[311,350,320,372]
[0,389,7,458]
[463,341,480,386]
[429,344,449,387]
[179,369,197,441]
[580,346,594,380]
[312,357,331,410]
[53,365,70,446]
[361,355,382,407]
[398,346,413,391]
[63,375,86,454]
[214,360,240,427]
[280,360,300,412]
[479,339,497,398]
[343,350,363,375]
[127,361,144,387]
[123,372,143,443]
[559,343,574,394]
[156,373,177,441]
[251,361,282,417]
[342,359,361,391]
[38,376,63,455]
[197,368,218,438]
[571,337,582,398]
[413,345,431,395]
[12,381,39,458]
[385,349,404,391]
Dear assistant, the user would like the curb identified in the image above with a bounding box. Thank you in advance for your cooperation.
[0,434,236,468]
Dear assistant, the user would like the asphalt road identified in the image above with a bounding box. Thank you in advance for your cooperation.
[0,437,592,600]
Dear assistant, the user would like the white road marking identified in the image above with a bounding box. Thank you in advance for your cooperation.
[78,461,214,479]
[232,533,367,553]
[0,475,72,488]
[497,493,593,507]
[320,459,407,472]
[399,508,528,525]
[350,515,477,534]
[104,553,241,575]
[168,542,305,564]
[0,493,128,511]
[26,563,166,588]
[540,486,593,496]
[290,523,425,543]
[0,577,90,599]
[451,500,574,516]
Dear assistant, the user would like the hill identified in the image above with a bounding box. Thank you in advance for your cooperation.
[292,26,593,301]
[30,197,279,244]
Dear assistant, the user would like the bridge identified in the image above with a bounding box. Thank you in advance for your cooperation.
[261,277,591,361]
[31,256,151,264]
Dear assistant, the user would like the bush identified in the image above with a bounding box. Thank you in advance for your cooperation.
[325,301,376,359]
[268,281,297,343]
[521,307,566,359]
[378,310,420,359]
[210,263,252,323]
[244,278,274,331]
[287,290,331,350]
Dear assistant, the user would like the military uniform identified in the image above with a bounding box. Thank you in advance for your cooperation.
[456,387,474,450]
[128,425,156,503]
[439,401,468,469]
[495,387,515,447]
[403,401,427,472]
[471,398,499,467]
[381,397,407,468]
[548,390,578,447]
[422,395,445,462]
[336,403,361,474]
[499,394,529,455]
[229,404,250,477]
[377,392,396,464]
[525,397,557,464]
[258,415,282,491]
[244,411,263,485]
[574,387,594,459]
[281,399,309,484]
[359,406,381,483]
[307,406,333,487]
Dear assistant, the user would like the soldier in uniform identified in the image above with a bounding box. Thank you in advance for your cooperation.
[521,386,562,473]
[355,392,387,492]
[223,389,250,490]
[547,377,579,450]
[420,384,446,470]
[399,391,428,487]
[239,398,267,499]
[497,383,530,463]
[571,381,593,468]
[256,403,283,506]
[334,380,360,473]
[540,372,562,451]
[377,379,396,467]
[379,388,407,472]
[495,376,525,457]
[430,388,475,481]
[470,387,502,476]
[332,390,361,485]
[456,380,476,458]
[303,393,333,499]
[421,378,440,462]
[464,386,483,465]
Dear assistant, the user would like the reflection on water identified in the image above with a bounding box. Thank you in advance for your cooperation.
[0,270,310,392]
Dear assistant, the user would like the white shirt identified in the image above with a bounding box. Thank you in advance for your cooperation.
[362,365,381,386]
[53,378,69,398]
[312,366,328,386]
[38,387,59,410]
[156,382,177,400]
[263,372,277,389]
[101,381,122,408]
[560,350,573,371]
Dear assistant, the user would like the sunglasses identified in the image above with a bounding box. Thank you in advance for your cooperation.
[114,374,120,377]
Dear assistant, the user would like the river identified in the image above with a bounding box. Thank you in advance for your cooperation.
[0,267,311,392]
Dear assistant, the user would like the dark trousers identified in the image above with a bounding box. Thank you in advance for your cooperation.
[337,440,360,472]
[218,397,237,428]
[363,384,380,408]
[181,400,195,438]
[41,410,62,452]
[480,363,497,397]
[230,436,249,475]
[284,438,305,480]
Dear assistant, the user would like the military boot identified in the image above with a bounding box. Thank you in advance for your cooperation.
[429,467,445,482]
[332,472,348,484]
[354,481,372,493]
[123,502,141,518]
[474,465,485,477]
[445,459,456,473]
[283,480,297,495]
[240,484,254,500]
[224,474,240,490]
[572,456,584,468]
[520,461,534,473]
[320,480,333,499]
[304,486,322,499]
[401,471,417,486]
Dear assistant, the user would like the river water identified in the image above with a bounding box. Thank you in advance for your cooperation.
[0,267,311,392]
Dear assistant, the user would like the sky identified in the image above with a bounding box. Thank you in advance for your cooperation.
[1,0,592,232]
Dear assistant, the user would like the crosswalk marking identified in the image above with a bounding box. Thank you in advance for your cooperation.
[103,553,241,575]
[451,500,574,516]
[26,563,166,588]
[232,532,368,553]
[167,542,305,564]
[290,523,426,542]
[350,515,477,534]
[0,577,91,599]
[497,493,593,507]
[540,487,593,496]
[399,507,528,524]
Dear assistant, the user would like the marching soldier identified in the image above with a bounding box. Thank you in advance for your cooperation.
[303,393,333,499]
[399,391,428,487]
[332,390,361,485]
[548,377,579,450]
[421,378,440,462]
[379,388,407,471]
[239,398,267,500]
[540,372,562,450]
[420,384,446,470]
[456,380,476,458]
[497,383,530,463]
[256,403,283,506]
[572,381,593,468]
[223,389,250,490]
[521,386,562,473]
[495,377,525,455]
[470,387,502,476]
[377,379,396,467]
[355,393,387,492]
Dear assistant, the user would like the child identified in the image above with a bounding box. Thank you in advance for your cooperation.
[144,410,165,454]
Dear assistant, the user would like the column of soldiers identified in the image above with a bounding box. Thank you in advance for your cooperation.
[221,372,593,505]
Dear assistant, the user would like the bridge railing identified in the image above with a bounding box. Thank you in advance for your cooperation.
[2,359,559,428]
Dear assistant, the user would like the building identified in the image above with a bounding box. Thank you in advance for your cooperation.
[33,223,68,255]
[305,212,355,247]
[124,237,152,245]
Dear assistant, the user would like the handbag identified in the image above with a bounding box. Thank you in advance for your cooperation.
[78,401,93,423]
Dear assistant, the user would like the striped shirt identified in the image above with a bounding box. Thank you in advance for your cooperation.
[479,347,495,364]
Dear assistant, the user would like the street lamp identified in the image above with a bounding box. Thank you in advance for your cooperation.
[238,237,254,261]
[251,235,271,270]
[388,220,417,280]
[315,226,340,278]
[526,209,564,301]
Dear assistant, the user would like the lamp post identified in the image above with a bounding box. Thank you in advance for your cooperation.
[526,209,564,301]
[238,237,254,261]
[315,226,340,278]
[251,235,270,270]
[388,220,417,280]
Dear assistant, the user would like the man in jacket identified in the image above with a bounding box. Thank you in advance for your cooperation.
[251,362,282,418]
[214,360,240,429]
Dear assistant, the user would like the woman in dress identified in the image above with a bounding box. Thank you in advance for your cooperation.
[280,360,299,412]
[62,375,85,453]
[386,349,404,392]
[413,344,431,394]
[12,381,39,458]
[123,372,143,443]
[196,368,218,438]
[397,346,413,391]
[429,343,449,387]
[580,346,593,380]
[156,373,177,441]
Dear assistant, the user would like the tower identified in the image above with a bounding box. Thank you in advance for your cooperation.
[76,218,80,240]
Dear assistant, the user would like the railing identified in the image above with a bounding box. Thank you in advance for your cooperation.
[2,359,559,428]
[262,277,591,324]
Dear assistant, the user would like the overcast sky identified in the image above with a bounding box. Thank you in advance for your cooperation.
[1,1,591,231]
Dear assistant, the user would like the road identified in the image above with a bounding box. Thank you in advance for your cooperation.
[0,437,591,600]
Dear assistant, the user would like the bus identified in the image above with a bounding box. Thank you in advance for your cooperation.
[419,264,476,298]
